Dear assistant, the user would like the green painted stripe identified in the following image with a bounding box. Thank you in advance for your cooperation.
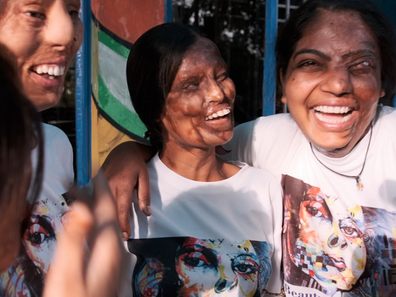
[98,30,130,59]
[97,75,147,138]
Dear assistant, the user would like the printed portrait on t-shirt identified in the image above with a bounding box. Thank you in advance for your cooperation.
[128,237,272,297]
[282,174,396,297]
[0,194,70,297]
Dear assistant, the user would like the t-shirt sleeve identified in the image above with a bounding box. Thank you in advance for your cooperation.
[263,178,284,296]
[53,128,74,188]
[222,119,257,166]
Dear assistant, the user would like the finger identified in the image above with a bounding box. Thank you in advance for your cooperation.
[87,174,125,297]
[43,202,93,297]
[137,165,151,216]
[116,192,132,241]
[93,171,132,240]
[86,222,124,297]
[92,172,118,222]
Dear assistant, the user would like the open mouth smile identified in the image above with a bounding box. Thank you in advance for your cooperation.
[205,108,231,121]
[314,105,354,124]
[31,64,66,80]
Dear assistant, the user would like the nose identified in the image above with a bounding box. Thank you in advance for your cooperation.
[214,265,238,293]
[44,0,75,50]
[207,79,225,104]
[327,230,347,250]
[321,66,353,97]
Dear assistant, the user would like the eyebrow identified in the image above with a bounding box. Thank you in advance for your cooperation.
[293,49,331,61]
[341,49,376,60]
[293,48,377,61]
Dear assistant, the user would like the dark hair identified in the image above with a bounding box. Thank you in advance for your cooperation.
[276,0,396,105]
[0,49,44,215]
[126,22,206,150]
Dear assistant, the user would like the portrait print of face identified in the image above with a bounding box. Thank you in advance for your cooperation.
[0,194,70,296]
[128,237,272,297]
[22,195,70,274]
[282,175,366,293]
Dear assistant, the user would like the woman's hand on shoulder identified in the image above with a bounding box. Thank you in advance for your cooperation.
[101,141,153,240]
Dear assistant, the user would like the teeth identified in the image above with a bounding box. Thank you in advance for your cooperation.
[315,112,352,124]
[205,108,231,121]
[33,64,65,77]
[314,106,351,114]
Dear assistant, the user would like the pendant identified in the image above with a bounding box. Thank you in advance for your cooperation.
[356,176,364,191]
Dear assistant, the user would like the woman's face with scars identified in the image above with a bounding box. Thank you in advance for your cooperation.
[160,37,236,151]
[0,0,83,111]
[281,9,384,157]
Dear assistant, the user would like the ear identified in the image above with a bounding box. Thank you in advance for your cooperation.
[279,69,287,104]
[380,88,385,98]
[157,106,166,123]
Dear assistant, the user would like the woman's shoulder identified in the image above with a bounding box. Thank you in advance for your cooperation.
[253,112,297,128]
[248,113,301,145]
[231,161,280,185]
[374,105,396,131]
[41,123,73,171]
[42,123,71,145]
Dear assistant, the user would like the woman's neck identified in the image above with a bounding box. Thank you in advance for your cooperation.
[159,145,239,182]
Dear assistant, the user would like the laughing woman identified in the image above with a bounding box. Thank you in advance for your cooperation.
[104,0,396,296]
[121,23,283,297]
[0,0,83,295]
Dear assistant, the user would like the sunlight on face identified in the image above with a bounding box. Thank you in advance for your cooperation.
[0,0,83,111]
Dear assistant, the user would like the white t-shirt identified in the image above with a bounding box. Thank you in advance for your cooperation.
[122,154,283,297]
[223,106,396,297]
[0,124,74,297]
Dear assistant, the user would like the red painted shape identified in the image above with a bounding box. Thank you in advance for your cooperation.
[92,0,165,44]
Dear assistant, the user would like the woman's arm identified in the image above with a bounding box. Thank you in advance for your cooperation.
[101,141,156,240]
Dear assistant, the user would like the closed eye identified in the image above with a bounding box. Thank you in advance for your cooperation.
[69,10,79,18]
[27,11,46,20]
[216,72,228,81]
[298,60,318,68]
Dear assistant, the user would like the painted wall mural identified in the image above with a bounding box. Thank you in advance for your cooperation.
[90,0,165,174]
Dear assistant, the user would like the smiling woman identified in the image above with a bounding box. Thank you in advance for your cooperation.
[0,0,83,295]
[122,22,283,297]
[0,0,83,111]
[280,9,384,157]
[223,0,396,295]
[102,1,396,296]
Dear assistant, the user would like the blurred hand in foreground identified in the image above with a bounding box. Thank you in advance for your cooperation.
[43,172,125,297]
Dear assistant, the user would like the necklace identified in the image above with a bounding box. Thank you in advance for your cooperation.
[310,124,373,191]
